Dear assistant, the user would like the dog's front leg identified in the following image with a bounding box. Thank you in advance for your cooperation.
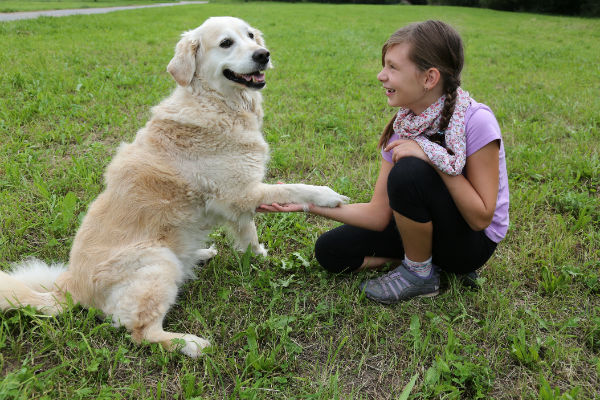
[193,245,218,264]
[252,183,349,208]
[227,214,267,257]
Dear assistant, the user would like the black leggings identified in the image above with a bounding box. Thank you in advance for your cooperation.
[314,157,497,274]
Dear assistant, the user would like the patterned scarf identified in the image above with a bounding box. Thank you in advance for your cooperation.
[392,87,472,175]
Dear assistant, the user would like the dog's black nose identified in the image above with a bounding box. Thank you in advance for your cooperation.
[252,49,270,65]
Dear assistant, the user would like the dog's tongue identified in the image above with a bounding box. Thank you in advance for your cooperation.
[241,73,265,83]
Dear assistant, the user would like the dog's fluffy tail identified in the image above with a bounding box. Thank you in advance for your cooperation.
[0,259,68,315]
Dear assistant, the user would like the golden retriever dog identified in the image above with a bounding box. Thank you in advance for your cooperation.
[0,16,347,358]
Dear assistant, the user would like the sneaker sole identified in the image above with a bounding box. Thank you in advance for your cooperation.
[365,288,439,305]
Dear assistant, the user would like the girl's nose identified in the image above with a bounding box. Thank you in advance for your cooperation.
[377,69,386,82]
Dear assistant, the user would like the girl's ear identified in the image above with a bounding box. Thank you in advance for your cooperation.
[423,67,441,91]
[167,36,201,87]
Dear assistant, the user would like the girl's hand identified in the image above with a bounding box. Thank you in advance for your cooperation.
[384,139,430,163]
[256,181,307,213]
[256,203,307,213]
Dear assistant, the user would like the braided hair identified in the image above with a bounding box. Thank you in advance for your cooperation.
[378,20,464,149]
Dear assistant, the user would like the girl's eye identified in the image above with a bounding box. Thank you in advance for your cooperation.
[248,32,254,39]
[220,39,233,48]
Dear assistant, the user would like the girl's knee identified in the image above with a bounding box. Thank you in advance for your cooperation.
[314,233,339,273]
[387,157,433,199]
[314,231,357,274]
[313,233,328,262]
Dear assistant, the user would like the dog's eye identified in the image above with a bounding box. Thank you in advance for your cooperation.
[248,32,254,39]
[220,39,233,48]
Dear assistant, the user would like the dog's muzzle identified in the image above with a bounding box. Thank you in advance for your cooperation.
[223,49,270,90]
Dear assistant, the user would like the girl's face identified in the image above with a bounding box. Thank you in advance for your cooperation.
[377,43,430,114]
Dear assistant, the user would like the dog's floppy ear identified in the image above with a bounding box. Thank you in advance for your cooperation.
[167,35,201,87]
[252,28,266,47]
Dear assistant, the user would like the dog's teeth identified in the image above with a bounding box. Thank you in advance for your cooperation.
[252,73,265,83]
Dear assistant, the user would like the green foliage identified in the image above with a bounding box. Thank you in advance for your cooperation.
[265,0,403,3]
[539,377,581,400]
[430,0,600,16]
[509,326,542,368]
[0,365,43,399]
[539,264,570,296]
[421,328,494,398]
[585,307,600,352]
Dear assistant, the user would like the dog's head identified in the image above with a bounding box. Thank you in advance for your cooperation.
[167,17,272,93]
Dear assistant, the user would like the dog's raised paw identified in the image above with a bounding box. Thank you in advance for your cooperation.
[312,186,349,208]
[337,194,350,205]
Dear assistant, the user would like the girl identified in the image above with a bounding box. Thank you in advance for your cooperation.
[259,20,509,304]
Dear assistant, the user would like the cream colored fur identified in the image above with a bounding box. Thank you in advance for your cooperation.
[0,17,347,358]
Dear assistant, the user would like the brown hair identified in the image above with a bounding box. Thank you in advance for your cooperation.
[378,20,464,149]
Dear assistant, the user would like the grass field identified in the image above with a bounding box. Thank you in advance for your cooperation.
[0,0,180,13]
[0,2,599,399]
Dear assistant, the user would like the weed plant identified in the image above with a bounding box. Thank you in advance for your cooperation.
[0,3,599,399]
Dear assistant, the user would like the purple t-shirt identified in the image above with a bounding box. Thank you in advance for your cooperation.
[381,101,509,242]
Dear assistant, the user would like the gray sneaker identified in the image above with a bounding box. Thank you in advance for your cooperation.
[359,263,440,304]
[456,270,480,289]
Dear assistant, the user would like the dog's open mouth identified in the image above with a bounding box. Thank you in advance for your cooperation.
[223,69,266,89]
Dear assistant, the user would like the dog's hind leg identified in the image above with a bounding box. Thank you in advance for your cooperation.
[102,247,210,358]
[133,322,210,358]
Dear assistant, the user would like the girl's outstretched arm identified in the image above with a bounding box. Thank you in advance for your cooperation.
[258,160,394,232]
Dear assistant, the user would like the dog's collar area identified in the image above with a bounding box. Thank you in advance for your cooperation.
[223,69,266,89]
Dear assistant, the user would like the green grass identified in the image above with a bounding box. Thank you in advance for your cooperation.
[0,2,599,399]
[0,0,180,13]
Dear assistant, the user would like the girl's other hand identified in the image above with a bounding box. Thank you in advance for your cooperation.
[385,139,429,163]
[256,203,306,213]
